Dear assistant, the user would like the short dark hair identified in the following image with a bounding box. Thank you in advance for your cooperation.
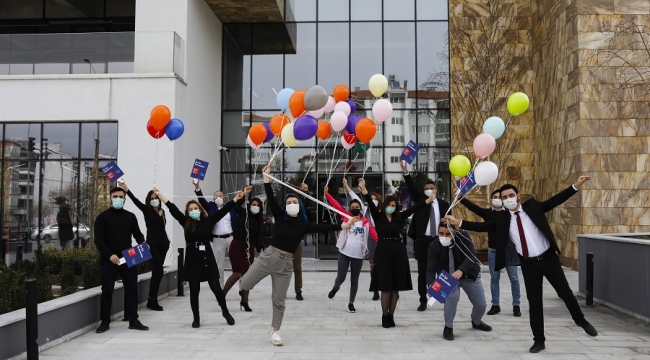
[490,189,501,197]
[438,223,456,231]
[424,180,436,187]
[110,187,126,195]
[500,184,519,194]
[349,199,362,208]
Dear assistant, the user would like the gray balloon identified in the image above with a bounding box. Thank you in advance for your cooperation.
[304,85,329,111]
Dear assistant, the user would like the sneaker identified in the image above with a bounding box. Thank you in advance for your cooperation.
[296,292,304,301]
[96,321,110,333]
[328,288,338,299]
[347,303,356,313]
[487,305,501,315]
[271,331,283,346]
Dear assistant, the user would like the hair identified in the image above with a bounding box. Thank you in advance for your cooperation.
[283,193,308,222]
[349,199,362,209]
[110,187,125,196]
[500,184,519,195]
[145,190,160,209]
[184,200,207,231]
[438,223,456,231]
[490,189,501,197]
[248,197,264,223]
[370,192,383,209]
[424,180,437,188]
[382,195,403,221]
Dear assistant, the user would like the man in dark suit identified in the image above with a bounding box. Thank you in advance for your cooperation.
[443,176,597,353]
[401,161,450,311]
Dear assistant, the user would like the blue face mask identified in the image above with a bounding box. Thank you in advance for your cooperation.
[385,206,396,215]
[189,209,201,220]
[112,198,125,210]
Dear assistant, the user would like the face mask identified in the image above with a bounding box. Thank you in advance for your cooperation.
[491,199,503,208]
[439,236,453,247]
[250,206,260,215]
[286,204,300,216]
[384,206,396,215]
[112,198,124,210]
[503,198,519,210]
[372,200,379,207]
[215,197,224,206]
[424,189,435,198]
[350,208,361,216]
[150,199,160,207]
[189,209,201,220]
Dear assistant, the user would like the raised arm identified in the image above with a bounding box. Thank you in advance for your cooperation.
[118,180,148,212]
[359,178,381,221]
[324,187,351,219]
[402,161,423,203]
[399,199,428,219]
[541,175,590,212]
[193,180,211,211]
[207,187,251,226]
[344,178,368,216]
[459,197,490,220]
[154,188,185,226]
[444,215,496,233]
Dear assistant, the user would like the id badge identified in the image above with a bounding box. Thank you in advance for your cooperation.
[199,245,206,251]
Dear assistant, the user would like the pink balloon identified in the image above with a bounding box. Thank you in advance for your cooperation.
[341,136,355,150]
[372,99,393,123]
[309,107,325,119]
[473,133,496,158]
[323,96,336,113]
[247,135,262,150]
[334,101,351,116]
[330,111,348,132]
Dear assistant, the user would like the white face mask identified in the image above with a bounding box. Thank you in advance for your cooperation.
[215,197,224,206]
[286,203,300,216]
[492,199,503,208]
[503,198,519,210]
[250,206,260,214]
[439,236,453,247]
[424,189,435,198]
[150,199,160,207]
[372,200,379,207]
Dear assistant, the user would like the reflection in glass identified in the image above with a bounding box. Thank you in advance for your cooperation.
[286,0,316,22]
[417,22,448,89]
[318,0,349,21]
[45,0,104,18]
[384,23,415,97]
[351,0,381,21]
[417,0,449,21]
[223,25,251,110]
[351,23,382,93]
[80,123,118,159]
[285,23,316,91]
[221,111,249,147]
[384,0,415,20]
[43,123,79,158]
[0,0,44,19]
[318,23,349,95]
[252,54,283,109]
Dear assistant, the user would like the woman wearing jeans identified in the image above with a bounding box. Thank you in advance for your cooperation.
[240,166,357,346]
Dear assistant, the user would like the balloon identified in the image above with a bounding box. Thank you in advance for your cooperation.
[343,133,358,145]
[316,121,332,140]
[355,118,377,144]
[341,136,355,150]
[270,113,291,135]
[372,99,392,123]
[249,124,268,145]
[346,99,357,113]
[304,85,328,111]
[473,133,496,158]
[323,96,336,113]
[474,161,499,186]
[293,114,318,141]
[262,122,274,143]
[276,88,295,111]
[247,135,262,150]
[346,115,361,134]
[368,74,388,97]
[507,92,530,116]
[146,120,165,139]
[334,101,351,116]
[165,118,184,141]
[289,90,306,118]
[309,107,325,119]
[483,116,506,139]
[281,122,300,147]
[150,105,171,131]
[330,111,348,132]
[355,140,371,153]
[449,155,471,177]
[333,84,350,102]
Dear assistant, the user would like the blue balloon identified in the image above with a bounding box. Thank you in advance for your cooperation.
[346,115,360,134]
[165,118,184,140]
[262,122,274,143]
[276,88,295,112]
[483,116,505,139]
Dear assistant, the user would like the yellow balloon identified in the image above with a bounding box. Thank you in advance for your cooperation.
[507,92,530,116]
[449,155,472,177]
[281,122,300,147]
[368,74,388,98]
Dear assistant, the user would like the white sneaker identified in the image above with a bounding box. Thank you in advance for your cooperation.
[271,331,283,346]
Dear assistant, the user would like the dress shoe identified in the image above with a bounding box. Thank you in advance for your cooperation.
[222,310,235,325]
[487,305,501,315]
[192,316,200,328]
[388,314,395,328]
[443,326,454,340]
[147,298,163,311]
[513,305,521,317]
[529,341,545,353]
[296,292,304,301]
[372,291,380,301]
[328,288,338,299]
[471,321,492,331]
[96,321,110,333]
[381,315,390,328]
[128,319,149,331]
[417,303,427,311]
[576,320,598,337]
[240,301,252,312]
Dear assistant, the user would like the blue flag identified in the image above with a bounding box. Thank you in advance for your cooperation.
[456,171,476,195]
[121,243,152,268]
[427,270,459,303]
[190,159,209,180]
[400,140,420,164]
[102,161,124,182]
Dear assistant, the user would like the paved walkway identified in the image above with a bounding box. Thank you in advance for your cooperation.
[39,259,650,360]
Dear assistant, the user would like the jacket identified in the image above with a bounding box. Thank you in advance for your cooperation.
[195,189,238,233]
[324,193,378,251]
[403,173,451,239]
[426,230,480,285]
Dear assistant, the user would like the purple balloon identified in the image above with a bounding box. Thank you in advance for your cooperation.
[346,99,357,113]
[262,122,274,143]
[346,115,360,134]
[293,115,318,141]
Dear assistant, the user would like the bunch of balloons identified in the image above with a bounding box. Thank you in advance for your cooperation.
[147,105,185,141]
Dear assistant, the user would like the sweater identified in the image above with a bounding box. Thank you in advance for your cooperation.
[94,207,145,262]
[126,190,169,243]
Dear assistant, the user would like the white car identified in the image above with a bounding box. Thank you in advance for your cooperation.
[30,224,91,243]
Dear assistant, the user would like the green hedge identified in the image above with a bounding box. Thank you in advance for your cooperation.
[0,262,53,315]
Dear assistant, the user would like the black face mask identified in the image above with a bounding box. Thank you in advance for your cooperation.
[350,208,361,216]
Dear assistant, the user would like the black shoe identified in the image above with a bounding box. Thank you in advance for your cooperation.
[487,305,501,315]
[129,319,149,331]
[296,292,304,301]
[443,326,454,340]
[240,301,252,312]
[147,298,163,311]
[388,314,395,328]
[222,310,235,325]
[347,303,356,313]
[417,303,427,312]
[328,288,338,299]
[381,315,390,328]
[513,306,521,317]
[529,341,545,353]
[96,321,110,333]
[472,321,492,332]
[576,320,598,337]
[121,318,127,322]
[192,316,200,328]
[372,291,380,301]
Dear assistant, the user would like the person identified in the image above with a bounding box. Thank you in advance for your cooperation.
[359,177,434,328]
[119,180,171,311]
[443,176,598,353]
[157,186,251,328]
[94,187,149,333]
[193,180,237,288]
[400,161,450,311]
[222,196,263,312]
[426,224,492,340]
[324,183,378,313]
[458,189,521,317]
[292,182,314,301]
[56,204,74,250]
[240,165,357,346]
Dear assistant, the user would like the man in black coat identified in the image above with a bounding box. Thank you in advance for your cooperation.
[443,176,598,353]
[401,161,450,311]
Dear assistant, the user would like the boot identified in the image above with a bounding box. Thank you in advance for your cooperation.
[222,309,235,325]
[192,314,200,328]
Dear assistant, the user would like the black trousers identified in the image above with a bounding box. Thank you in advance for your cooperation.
[148,241,170,300]
[520,252,585,342]
[415,236,434,304]
[100,261,139,322]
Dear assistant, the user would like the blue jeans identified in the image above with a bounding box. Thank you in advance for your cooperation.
[488,247,520,306]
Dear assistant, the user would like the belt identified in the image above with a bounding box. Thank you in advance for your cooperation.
[521,249,554,261]
[213,233,233,239]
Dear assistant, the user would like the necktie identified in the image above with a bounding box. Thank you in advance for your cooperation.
[515,211,529,258]
[448,247,455,273]
[429,202,437,236]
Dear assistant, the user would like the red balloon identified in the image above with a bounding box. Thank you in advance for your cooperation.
[147,120,166,139]
[343,133,358,145]
[150,105,171,131]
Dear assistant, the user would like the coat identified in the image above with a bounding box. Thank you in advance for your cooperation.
[403,174,450,239]
[426,230,481,285]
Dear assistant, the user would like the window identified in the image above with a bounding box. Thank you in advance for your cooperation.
[373,148,380,154]
[376,124,383,133]
[411,125,416,133]
[418,163,429,172]
[390,156,400,163]
[392,135,404,143]
[372,162,381,171]
[419,144,427,153]
[390,97,404,104]
[391,117,403,125]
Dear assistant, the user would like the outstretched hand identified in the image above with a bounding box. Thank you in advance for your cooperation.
[442,215,461,226]
[117,180,129,192]
[574,176,591,188]
[262,165,271,183]
[400,160,408,174]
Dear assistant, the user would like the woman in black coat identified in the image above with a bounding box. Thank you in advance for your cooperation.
[156,186,251,328]
[56,205,74,250]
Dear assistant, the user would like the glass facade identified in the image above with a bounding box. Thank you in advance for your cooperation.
[222,0,450,258]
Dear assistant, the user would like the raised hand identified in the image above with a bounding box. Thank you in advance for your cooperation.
[262,165,271,183]
[341,216,360,229]
[192,178,200,189]
[426,189,437,204]
[442,215,461,226]
[574,176,592,188]
[299,183,309,192]
[117,180,129,192]
[358,178,367,194]
[400,160,408,174]
[323,185,329,194]
[234,191,245,202]
[243,186,253,195]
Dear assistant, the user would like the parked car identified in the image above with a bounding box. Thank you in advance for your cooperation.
[30,224,90,243]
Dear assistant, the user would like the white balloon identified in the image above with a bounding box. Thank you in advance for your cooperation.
[474,161,499,186]
[309,107,325,119]
[323,96,336,113]
[334,101,351,116]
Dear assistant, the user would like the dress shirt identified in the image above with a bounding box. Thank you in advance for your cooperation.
[424,199,440,237]
[508,207,549,257]
[213,209,233,236]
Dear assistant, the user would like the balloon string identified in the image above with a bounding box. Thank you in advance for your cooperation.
[302,136,333,184]
[268,139,284,167]
[362,142,372,178]
[326,133,341,184]
[504,114,513,129]
[153,134,160,187]
[343,152,360,178]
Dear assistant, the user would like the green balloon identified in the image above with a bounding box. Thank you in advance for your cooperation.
[355,141,371,153]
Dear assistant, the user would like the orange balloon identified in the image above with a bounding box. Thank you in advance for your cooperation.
[316,121,332,140]
[355,118,377,144]
[270,114,291,135]
[150,105,171,131]
[289,90,306,118]
[332,84,350,103]
[249,124,267,145]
